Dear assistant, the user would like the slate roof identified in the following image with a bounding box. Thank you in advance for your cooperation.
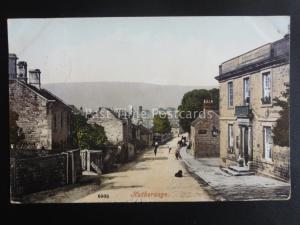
[191,110,219,127]
[15,80,71,110]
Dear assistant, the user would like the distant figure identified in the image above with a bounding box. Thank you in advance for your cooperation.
[175,148,180,160]
[175,170,183,177]
[186,140,190,149]
[154,145,158,156]
[177,140,181,146]
[169,146,172,154]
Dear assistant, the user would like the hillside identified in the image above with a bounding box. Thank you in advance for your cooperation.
[43,81,216,110]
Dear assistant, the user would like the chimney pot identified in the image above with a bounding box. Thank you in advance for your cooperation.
[9,53,18,80]
[28,69,41,89]
[17,61,28,83]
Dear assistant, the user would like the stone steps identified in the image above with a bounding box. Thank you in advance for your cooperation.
[221,167,255,176]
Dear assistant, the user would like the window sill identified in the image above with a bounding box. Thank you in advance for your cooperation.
[261,159,274,165]
[261,103,273,108]
[227,107,234,110]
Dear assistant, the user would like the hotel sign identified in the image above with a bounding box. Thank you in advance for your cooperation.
[221,44,271,74]
[237,118,250,126]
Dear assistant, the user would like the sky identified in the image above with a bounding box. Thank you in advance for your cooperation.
[8,16,289,86]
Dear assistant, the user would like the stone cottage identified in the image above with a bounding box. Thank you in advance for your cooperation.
[215,34,290,181]
[87,107,136,160]
[9,54,73,151]
[190,100,220,158]
[87,107,132,145]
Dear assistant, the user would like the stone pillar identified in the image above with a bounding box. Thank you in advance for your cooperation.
[248,126,252,160]
[242,126,245,158]
[248,126,254,170]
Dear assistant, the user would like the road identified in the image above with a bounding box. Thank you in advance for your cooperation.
[75,136,213,202]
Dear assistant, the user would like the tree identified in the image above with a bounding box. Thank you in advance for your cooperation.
[209,88,220,111]
[77,124,107,150]
[71,112,107,149]
[272,88,289,147]
[177,88,219,133]
[153,114,171,134]
[9,110,25,147]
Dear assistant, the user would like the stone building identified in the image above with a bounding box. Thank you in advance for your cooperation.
[215,34,290,181]
[132,123,153,148]
[9,55,73,151]
[88,107,136,161]
[87,107,132,146]
[190,100,220,158]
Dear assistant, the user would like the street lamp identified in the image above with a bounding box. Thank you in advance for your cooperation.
[211,125,219,137]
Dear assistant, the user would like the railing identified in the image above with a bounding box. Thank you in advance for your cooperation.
[235,106,250,118]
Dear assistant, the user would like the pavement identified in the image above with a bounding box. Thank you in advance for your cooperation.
[180,147,291,201]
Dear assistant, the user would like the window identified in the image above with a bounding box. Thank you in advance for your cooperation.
[228,124,234,153]
[263,127,273,161]
[61,112,63,129]
[228,81,233,107]
[243,77,250,104]
[262,72,271,104]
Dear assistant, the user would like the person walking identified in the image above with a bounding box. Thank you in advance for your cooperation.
[154,146,158,156]
[154,141,158,156]
[168,146,172,154]
[175,147,180,160]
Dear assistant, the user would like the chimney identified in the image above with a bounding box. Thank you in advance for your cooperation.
[203,99,213,118]
[8,53,18,80]
[28,69,41,89]
[17,61,28,83]
[138,106,143,123]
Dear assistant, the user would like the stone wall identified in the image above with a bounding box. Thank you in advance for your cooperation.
[252,145,290,181]
[191,111,220,158]
[11,153,67,198]
[9,80,51,149]
[10,149,82,199]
